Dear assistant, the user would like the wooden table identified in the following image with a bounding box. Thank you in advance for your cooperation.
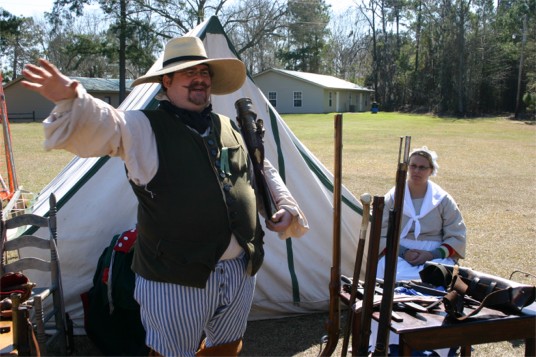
[341,286,536,356]
[363,302,536,356]
[0,319,16,356]
[1,304,33,357]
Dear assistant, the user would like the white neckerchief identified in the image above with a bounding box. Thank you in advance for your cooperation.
[399,180,447,240]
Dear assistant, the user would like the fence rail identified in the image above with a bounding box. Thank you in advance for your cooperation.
[6,111,36,121]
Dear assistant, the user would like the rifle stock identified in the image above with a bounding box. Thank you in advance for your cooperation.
[234,98,277,219]
[320,114,343,357]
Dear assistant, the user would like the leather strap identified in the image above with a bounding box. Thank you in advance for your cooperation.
[27,317,41,357]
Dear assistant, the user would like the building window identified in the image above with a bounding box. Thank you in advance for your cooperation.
[268,92,277,107]
[104,96,112,104]
[329,92,332,107]
[293,92,302,107]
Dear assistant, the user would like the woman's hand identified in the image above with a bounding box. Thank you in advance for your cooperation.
[403,249,433,266]
[22,58,78,103]
[265,208,292,233]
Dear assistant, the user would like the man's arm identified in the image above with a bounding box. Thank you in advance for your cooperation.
[22,58,158,186]
[263,160,309,238]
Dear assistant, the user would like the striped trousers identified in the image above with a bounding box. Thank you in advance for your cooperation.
[134,255,255,357]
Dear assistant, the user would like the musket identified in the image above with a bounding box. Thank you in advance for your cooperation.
[235,98,277,219]
[320,114,343,357]
[373,136,411,356]
[341,193,371,356]
[354,195,384,356]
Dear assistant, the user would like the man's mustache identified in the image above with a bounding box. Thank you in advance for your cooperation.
[183,81,209,90]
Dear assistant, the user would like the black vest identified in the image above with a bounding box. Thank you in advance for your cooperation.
[129,108,264,288]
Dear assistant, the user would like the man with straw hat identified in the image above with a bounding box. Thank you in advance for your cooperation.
[22,36,308,356]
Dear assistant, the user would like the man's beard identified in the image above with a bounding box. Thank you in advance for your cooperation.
[186,81,210,106]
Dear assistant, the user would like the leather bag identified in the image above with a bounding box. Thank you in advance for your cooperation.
[419,262,536,320]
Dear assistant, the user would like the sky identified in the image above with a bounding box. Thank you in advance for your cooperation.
[2,0,56,17]
[2,0,352,18]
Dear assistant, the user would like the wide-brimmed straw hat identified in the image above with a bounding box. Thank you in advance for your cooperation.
[132,36,246,94]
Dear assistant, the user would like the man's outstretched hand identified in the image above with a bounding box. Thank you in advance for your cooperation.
[22,58,78,103]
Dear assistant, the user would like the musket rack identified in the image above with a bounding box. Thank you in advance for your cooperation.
[320,130,411,357]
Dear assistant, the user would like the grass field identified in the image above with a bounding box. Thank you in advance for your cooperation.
[280,112,535,284]
[4,112,535,356]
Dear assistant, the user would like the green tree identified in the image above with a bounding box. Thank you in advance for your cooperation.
[48,0,163,100]
[47,0,295,79]
[1,10,44,82]
[223,0,288,74]
[277,0,331,73]
[45,13,113,77]
[324,9,372,84]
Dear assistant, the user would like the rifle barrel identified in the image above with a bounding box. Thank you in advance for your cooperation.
[373,137,411,356]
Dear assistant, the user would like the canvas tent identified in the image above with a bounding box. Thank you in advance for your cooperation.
[19,16,365,334]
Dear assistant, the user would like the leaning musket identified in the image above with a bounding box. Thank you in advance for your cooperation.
[320,114,343,356]
[354,195,385,356]
[341,193,372,356]
[373,136,411,356]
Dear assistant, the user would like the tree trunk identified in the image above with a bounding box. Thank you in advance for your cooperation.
[456,1,467,116]
[119,0,126,103]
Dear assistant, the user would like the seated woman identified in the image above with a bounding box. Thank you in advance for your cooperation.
[377,146,467,282]
[370,146,467,356]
